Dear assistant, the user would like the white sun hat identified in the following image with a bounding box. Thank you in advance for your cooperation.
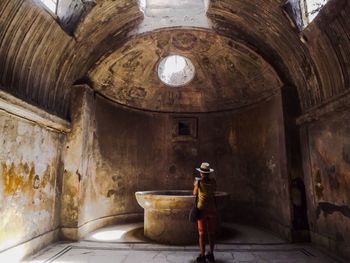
[196,162,214,173]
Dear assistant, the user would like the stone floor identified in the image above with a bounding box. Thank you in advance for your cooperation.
[25,223,345,263]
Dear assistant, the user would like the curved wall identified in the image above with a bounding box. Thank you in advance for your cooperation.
[67,90,292,240]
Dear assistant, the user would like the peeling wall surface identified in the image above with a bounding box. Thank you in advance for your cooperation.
[0,111,64,252]
[73,93,291,239]
[301,110,350,259]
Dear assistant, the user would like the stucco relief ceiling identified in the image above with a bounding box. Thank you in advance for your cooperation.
[89,29,282,112]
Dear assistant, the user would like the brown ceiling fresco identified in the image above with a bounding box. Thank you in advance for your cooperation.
[89,29,282,112]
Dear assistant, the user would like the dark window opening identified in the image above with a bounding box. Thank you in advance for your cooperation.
[178,122,191,136]
[172,117,197,141]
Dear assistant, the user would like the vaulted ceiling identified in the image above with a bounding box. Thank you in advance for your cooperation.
[89,29,282,112]
[0,0,349,118]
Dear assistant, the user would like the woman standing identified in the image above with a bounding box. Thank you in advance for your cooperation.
[193,162,217,263]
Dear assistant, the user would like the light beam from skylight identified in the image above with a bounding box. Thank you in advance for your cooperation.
[139,0,146,12]
[305,0,328,23]
[39,0,57,14]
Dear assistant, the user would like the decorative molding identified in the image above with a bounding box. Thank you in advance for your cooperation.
[0,90,71,133]
[297,89,350,125]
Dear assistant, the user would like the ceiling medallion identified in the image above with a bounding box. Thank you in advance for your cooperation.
[157,55,195,87]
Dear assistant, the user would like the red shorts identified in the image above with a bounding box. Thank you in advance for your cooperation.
[197,209,215,234]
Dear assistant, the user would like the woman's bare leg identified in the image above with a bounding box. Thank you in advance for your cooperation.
[199,233,206,256]
[208,233,215,253]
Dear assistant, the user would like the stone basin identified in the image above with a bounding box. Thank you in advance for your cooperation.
[135,190,229,245]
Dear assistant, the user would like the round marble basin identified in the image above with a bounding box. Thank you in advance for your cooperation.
[135,190,229,245]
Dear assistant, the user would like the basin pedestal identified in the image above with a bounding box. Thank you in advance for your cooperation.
[135,190,229,245]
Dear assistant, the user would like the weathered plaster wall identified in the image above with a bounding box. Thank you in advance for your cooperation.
[297,1,350,258]
[74,92,291,239]
[59,86,96,240]
[228,93,291,238]
[300,108,350,260]
[0,101,65,256]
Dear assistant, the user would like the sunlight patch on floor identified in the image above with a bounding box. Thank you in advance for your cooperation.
[91,230,127,241]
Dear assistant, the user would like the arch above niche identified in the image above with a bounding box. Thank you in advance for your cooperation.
[88,29,283,113]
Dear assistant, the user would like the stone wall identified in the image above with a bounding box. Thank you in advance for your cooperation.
[300,105,350,260]
[70,91,291,240]
[0,91,68,261]
[297,0,350,259]
[229,93,291,238]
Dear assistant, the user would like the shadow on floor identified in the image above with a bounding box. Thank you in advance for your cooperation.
[122,225,249,244]
[217,225,242,241]
[84,222,286,245]
[122,227,151,242]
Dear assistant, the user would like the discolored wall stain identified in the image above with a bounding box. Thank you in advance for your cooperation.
[314,169,324,199]
[169,165,177,174]
[316,202,350,219]
[1,162,35,196]
[0,111,65,252]
[302,109,350,260]
[342,144,350,165]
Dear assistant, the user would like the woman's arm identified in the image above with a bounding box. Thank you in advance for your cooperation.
[193,180,198,195]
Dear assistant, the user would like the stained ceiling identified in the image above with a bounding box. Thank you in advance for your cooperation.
[89,29,282,112]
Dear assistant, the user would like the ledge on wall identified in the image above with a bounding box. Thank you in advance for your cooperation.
[296,89,350,125]
[0,90,71,133]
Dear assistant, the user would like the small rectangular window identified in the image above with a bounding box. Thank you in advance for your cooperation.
[172,117,198,141]
[178,122,191,136]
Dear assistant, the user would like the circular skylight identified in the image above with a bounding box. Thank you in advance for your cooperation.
[158,55,195,87]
